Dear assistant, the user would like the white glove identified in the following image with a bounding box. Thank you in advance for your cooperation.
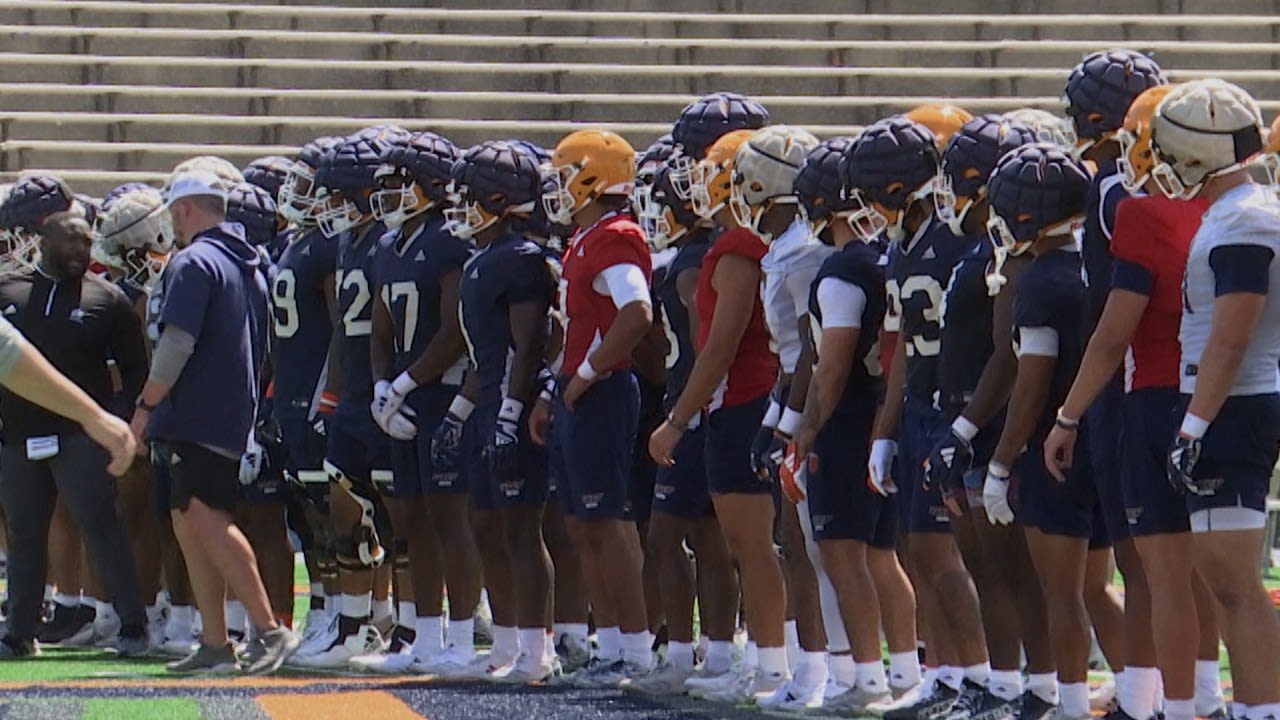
[384,405,418,441]
[239,435,264,486]
[370,380,393,430]
[372,373,418,434]
[982,464,1015,526]
[867,438,899,496]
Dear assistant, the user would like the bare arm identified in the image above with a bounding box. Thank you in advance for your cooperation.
[990,353,1056,468]
[871,333,906,439]
[370,290,395,382]
[1059,289,1149,421]
[507,298,552,405]
[801,327,859,435]
[957,254,1030,428]
[786,321,816,413]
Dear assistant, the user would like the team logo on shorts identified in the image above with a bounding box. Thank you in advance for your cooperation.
[654,483,675,500]
[499,480,524,498]
[1125,507,1144,525]
[581,493,604,510]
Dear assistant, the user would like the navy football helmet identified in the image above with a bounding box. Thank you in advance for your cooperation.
[632,134,676,227]
[840,117,941,243]
[645,153,704,250]
[986,143,1091,292]
[0,175,75,271]
[935,114,1039,234]
[372,131,460,229]
[794,136,857,240]
[504,139,552,167]
[313,130,408,238]
[446,141,542,240]
[669,92,770,200]
[1064,49,1166,153]
[227,182,280,246]
[279,135,342,226]
[242,155,293,201]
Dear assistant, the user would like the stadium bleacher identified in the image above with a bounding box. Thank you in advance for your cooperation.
[3,0,1280,194]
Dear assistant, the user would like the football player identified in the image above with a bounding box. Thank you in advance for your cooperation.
[924,114,1053,720]
[981,144,1095,720]
[788,135,921,715]
[439,141,556,681]
[1151,79,1280,720]
[905,103,974,148]
[848,115,995,720]
[1005,109,1078,150]
[365,131,481,673]
[667,91,770,203]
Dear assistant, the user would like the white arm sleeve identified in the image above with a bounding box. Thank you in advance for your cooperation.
[1017,326,1060,357]
[816,277,866,330]
[591,264,651,310]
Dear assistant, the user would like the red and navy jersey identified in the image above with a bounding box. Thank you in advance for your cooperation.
[459,232,555,405]
[1109,195,1207,392]
[1012,248,1085,444]
[560,212,652,375]
[655,229,713,412]
[695,227,777,410]
[808,240,886,407]
[937,234,995,410]
[886,218,970,401]
[271,227,339,418]
[372,215,471,383]
[335,221,390,420]
[1081,159,1129,335]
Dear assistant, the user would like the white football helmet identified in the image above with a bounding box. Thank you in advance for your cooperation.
[1149,79,1264,199]
[727,125,819,243]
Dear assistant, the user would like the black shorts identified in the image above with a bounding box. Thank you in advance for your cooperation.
[154,440,241,514]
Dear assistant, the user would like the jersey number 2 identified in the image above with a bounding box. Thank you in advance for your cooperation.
[337,269,372,337]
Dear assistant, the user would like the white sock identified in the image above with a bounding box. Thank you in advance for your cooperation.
[938,665,963,691]
[829,654,857,688]
[857,660,889,693]
[989,669,1023,701]
[705,640,733,674]
[1195,659,1225,714]
[53,592,79,608]
[621,631,655,670]
[745,641,760,669]
[1120,666,1158,720]
[795,651,827,688]
[1060,681,1089,719]
[342,593,371,620]
[784,620,800,669]
[1028,672,1059,704]
[491,625,518,664]
[889,650,923,689]
[397,602,415,627]
[668,641,695,671]
[758,645,788,676]
[963,662,991,686]
[1165,698,1195,720]
[372,597,393,624]
[169,605,194,629]
[518,628,549,665]
[597,626,621,661]
[413,616,443,659]
[446,617,475,652]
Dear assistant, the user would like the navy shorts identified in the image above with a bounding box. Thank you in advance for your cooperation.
[466,397,550,511]
[651,420,713,519]
[1016,428,1105,542]
[326,411,392,488]
[705,394,771,496]
[809,391,897,548]
[388,384,462,499]
[628,377,665,524]
[897,395,952,534]
[1086,376,1131,542]
[1184,393,1280,517]
[550,372,640,520]
[277,413,329,506]
[1122,387,1191,536]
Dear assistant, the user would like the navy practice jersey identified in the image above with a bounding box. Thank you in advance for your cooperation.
[1012,248,1085,444]
[809,240,887,405]
[886,218,970,401]
[655,229,713,413]
[1081,160,1128,335]
[372,215,471,381]
[335,221,390,419]
[937,234,995,409]
[459,232,555,406]
[271,227,339,418]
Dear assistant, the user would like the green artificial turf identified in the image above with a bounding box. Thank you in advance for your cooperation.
[83,699,204,720]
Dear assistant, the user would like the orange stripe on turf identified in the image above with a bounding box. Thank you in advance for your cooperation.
[258,690,422,720]
[0,676,431,690]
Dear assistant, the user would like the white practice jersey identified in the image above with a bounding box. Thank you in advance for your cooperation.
[760,218,834,373]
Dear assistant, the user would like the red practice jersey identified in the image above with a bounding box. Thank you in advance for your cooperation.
[696,227,778,410]
[1109,194,1208,392]
[560,212,653,374]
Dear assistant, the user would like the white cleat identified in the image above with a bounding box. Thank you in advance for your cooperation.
[684,664,743,697]
[756,675,825,710]
[623,661,694,696]
[451,651,518,681]
[291,624,384,670]
[350,648,417,674]
[497,653,561,684]
[414,644,478,676]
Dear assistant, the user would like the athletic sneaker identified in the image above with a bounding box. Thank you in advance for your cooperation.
[242,627,301,676]
[499,652,562,684]
[414,644,478,675]
[684,663,741,695]
[624,661,694,696]
[454,651,518,681]
[756,674,824,710]
[1012,691,1058,720]
[555,634,591,674]
[569,658,648,689]
[700,668,787,704]
[36,603,85,645]
[944,679,1016,720]
[0,637,38,659]
[883,681,962,720]
[296,612,339,659]
[166,642,239,674]
[290,623,384,670]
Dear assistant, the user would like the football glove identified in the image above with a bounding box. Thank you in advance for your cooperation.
[483,397,524,478]
[239,435,264,486]
[779,444,808,504]
[1167,433,1208,496]
[982,463,1015,526]
[924,428,974,509]
[867,438,898,496]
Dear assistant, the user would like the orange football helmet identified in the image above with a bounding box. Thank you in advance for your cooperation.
[1259,114,1280,188]
[543,130,636,225]
[689,129,755,220]
[1116,84,1176,193]
[905,104,974,149]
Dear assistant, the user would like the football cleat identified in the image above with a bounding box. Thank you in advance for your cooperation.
[1065,49,1166,155]
[290,622,384,670]
[840,116,941,243]
[446,141,543,239]
[543,130,636,225]
[623,660,693,696]
[1149,79,1264,200]
[935,114,1039,235]
[727,125,819,243]
[414,643,478,675]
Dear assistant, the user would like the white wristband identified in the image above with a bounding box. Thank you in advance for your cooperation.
[448,395,476,421]
[778,408,803,437]
[1179,413,1210,439]
[391,371,418,396]
[951,415,979,442]
[499,397,525,423]
[987,461,1011,480]
[576,358,600,381]
[761,399,783,430]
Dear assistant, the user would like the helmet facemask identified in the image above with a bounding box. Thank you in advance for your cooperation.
[371,165,432,230]
[279,164,320,225]
[314,188,370,239]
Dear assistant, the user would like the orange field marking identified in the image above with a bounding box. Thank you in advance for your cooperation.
[0,675,433,690]
[257,690,423,720]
